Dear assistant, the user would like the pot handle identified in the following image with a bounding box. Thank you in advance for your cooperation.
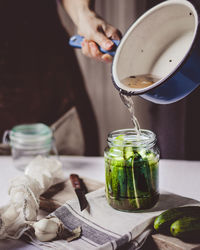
[69,34,120,57]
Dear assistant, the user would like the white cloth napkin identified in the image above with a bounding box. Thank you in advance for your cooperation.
[0,156,65,240]
[28,187,200,250]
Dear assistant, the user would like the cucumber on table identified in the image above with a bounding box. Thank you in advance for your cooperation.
[170,216,200,241]
[154,206,200,233]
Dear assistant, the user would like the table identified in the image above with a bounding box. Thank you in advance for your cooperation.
[0,156,200,249]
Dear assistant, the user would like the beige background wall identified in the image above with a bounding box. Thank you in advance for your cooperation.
[58,0,153,155]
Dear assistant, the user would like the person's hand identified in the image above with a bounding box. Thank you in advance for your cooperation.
[77,11,122,63]
[62,0,122,62]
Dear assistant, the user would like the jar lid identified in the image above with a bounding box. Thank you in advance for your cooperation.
[107,128,156,148]
[10,123,53,149]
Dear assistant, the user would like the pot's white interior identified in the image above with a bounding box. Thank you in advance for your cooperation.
[112,0,198,94]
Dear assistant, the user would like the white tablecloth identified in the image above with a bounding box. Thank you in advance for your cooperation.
[0,156,199,249]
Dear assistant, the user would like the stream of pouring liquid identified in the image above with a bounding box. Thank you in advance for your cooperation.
[119,74,160,136]
[119,92,141,136]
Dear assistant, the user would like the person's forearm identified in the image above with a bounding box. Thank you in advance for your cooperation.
[62,0,95,27]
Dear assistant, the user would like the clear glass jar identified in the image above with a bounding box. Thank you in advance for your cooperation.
[104,128,160,211]
[3,123,57,171]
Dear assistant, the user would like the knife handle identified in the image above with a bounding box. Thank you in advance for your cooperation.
[70,174,81,189]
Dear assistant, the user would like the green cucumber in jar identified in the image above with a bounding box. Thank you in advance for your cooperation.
[145,150,159,190]
[105,157,112,195]
[140,149,159,192]
[117,164,127,197]
[126,156,135,198]
[109,135,125,199]
[124,146,134,160]
[109,156,124,199]
[111,165,120,198]
[126,156,139,208]
[124,147,134,197]
[133,152,151,195]
[124,148,141,208]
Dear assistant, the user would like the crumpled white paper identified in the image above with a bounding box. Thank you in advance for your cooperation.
[0,156,65,239]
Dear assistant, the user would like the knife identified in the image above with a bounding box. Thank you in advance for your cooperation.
[70,174,89,211]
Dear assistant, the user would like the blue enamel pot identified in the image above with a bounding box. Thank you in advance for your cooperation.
[112,0,200,104]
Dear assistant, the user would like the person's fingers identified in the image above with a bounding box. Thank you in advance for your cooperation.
[90,21,122,51]
[101,53,113,63]
[104,25,122,40]
[88,41,102,58]
[81,39,102,60]
[81,39,90,57]
[90,30,114,51]
[77,20,114,51]
[88,41,113,63]
[81,39,112,63]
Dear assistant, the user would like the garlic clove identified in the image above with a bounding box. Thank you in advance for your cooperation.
[48,216,61,225]
[33,218,59,234]
[32,217,63,242]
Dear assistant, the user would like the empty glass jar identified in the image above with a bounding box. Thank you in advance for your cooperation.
[104,128,160,211]
[3,123,57,170]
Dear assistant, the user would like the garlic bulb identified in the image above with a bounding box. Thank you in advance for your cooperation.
[32,217,63,242]
[31,216,81,242]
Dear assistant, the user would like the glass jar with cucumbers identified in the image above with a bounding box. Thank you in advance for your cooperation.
[104,128,160,211]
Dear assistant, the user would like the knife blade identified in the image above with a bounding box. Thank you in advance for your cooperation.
[70,174,89,211]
